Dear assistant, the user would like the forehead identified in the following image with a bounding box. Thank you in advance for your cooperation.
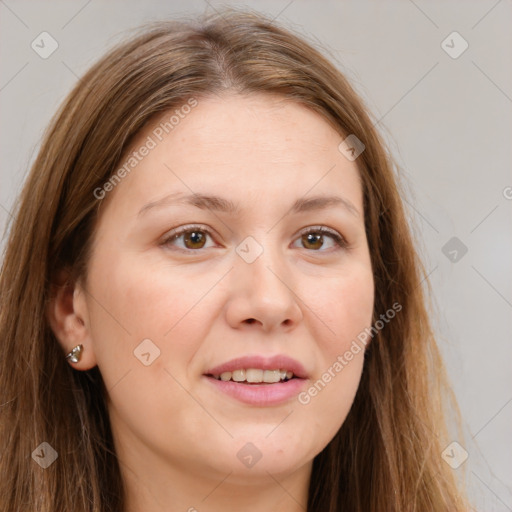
[154,93,343,159]
[104,93,364,216]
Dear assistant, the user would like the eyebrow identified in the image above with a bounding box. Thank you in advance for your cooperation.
[138,192,360,217]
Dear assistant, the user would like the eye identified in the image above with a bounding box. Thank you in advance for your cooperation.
[161,224,348,254]
[292,226,348,251]
[161,225,216,252]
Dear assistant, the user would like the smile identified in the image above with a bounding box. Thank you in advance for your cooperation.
[209,368,295,384]
[204,355,308,406]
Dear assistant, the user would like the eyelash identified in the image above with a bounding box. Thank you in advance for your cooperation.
[160,224,349,253]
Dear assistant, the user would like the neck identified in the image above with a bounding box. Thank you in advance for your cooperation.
[120,451,311,512]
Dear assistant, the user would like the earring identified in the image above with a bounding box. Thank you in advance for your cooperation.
[65,344,83,363]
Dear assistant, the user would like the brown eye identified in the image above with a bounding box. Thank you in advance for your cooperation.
[293,227,347,252]
[162,226,215,252]
[302,232,324,250]
[182,230,207,249]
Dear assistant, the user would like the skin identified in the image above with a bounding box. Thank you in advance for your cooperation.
[49,93,375,512]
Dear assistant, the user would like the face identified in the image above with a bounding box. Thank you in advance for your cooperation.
[77,94,374,484]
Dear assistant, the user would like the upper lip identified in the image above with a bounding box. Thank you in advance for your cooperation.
[205,354,308,379]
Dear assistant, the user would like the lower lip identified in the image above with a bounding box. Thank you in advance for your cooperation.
[204,376,306,406]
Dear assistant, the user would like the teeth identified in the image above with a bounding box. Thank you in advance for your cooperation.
[232,369,246,382]
[213,368,294,383]
[246,368,263,382]
[263,370,280,383]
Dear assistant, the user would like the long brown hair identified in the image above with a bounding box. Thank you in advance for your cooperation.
[0,8,468,511]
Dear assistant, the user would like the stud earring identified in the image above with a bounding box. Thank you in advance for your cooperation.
[65,344,83,363]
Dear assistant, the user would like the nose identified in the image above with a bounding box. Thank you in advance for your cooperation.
[225,242,304,333]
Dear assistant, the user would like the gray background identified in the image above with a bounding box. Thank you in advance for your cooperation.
[1,1,511,509]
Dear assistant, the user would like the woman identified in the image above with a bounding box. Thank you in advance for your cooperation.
[0,8,468,511]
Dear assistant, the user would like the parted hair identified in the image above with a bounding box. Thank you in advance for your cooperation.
[0,8,467,511]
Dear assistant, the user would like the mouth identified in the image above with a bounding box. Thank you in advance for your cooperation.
[207,368,296,384]
[203,355,308,406]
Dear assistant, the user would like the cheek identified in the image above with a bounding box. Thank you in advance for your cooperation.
[84,248,220,393]
[87,247,216,340]
[84,253,218,443]
[296,262,373,434]
[310,261,375,352]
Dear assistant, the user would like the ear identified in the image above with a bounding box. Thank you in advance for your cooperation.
[47,270,97,370]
